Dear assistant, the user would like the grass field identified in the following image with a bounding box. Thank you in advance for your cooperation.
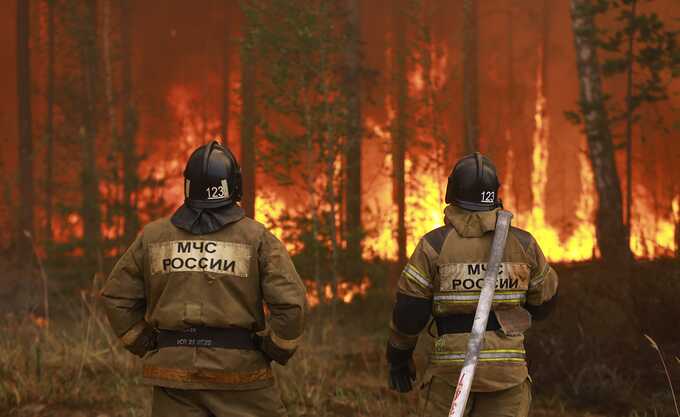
[1,260,679,417]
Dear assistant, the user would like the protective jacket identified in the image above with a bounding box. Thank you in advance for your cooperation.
[388,205,558,392]
[101,209,307,391]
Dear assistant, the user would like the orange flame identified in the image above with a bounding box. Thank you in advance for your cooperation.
[305,277,371,308]
[508,63,599,261]
[29,314,48,329]
[630,187,677,258]
[155,80,677,267]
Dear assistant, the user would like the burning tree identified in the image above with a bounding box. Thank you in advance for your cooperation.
[241,0,361,299]
[568,0,680,262]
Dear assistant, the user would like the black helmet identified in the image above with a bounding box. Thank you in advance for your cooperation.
[183,141,242,209]
[445,152,501,211]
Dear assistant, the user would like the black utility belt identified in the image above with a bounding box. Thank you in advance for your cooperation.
[435,313,501,335]
[156,326,256,350]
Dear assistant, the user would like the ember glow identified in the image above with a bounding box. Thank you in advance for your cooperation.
[29,314,48,329]
[305,277,371,308]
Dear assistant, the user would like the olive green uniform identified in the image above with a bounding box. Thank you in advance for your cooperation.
[101,215,307,417]
[389,205,558,416]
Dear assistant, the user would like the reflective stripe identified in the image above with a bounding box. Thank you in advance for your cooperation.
[270,330,301,351]
[143,365,273,385]
[431,349,526,364]
[434,292,526,304]
[220,179,230,198]
[529,264,550,288]
[403,264,432,289]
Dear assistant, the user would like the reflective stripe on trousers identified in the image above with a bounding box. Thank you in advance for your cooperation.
[430,348,526,365]
[433,291,526,304]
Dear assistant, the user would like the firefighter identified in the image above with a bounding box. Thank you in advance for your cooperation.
[101,141,307,417]
[386,152,558,416]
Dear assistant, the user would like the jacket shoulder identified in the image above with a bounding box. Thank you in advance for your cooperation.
[141,216,173,234]
[233,216,268,235]
[423,224,454,255]
[509,226,535,253]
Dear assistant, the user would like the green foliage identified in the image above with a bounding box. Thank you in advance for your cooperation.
[241,1,355,284]
[566,0,680,136]
[241,0,350,157]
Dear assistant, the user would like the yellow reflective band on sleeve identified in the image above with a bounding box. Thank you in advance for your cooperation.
[403,264,432,289]
[431,348,526,365]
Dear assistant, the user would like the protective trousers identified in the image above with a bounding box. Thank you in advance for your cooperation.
[151,384,288,417]
[419,378,531,417]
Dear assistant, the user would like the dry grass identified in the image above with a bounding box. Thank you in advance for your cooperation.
[0,289,149,417]
[1,260,679,417]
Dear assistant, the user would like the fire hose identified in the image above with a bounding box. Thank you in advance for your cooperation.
[448,210,513,417]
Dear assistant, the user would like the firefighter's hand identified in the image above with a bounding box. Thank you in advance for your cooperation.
[253,333,295,365]
[388,358,416,393]
[127,324,158,357]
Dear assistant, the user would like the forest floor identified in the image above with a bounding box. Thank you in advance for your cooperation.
[0,259,679,417]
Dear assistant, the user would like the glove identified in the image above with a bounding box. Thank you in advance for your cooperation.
[386,343,416,393]
[388,358,416,393]
[252,333,271,363]
[252,333,295,365]
[127,324,158,357]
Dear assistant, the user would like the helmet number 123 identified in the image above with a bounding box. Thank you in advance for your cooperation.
[481,191,495,203]
[206,186,226,200]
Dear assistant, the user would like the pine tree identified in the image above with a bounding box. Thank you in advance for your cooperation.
[17,0,34,258]
[569,0,632,262]
[343,0,363,280]
[462,0,479,154]
[240,15,256,219]
[392,3,408,269]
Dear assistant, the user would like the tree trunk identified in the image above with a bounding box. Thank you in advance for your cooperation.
[17,0,34,257]
[240,25,256,218]
[102,0,119,242]
[570,0,632,262]
[102,0,117,144]
[120,0,139,243]
[392,5,407,268]
[462,0,479,154]
[624,0,637,241]
[220,5,232,145]
[78,1,101,263]
[45,0,55,244]
[344,0,362,280]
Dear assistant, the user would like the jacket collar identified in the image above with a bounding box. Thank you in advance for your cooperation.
[444,204,500,238]
[171,203,245,235]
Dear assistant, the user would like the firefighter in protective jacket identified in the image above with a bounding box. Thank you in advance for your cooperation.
[101,141,307,417]
[386,153,558,416]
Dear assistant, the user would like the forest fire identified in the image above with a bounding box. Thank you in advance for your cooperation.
[4,0,678,303]
[41,75,678,268]
[153,71,678,268]
[4,2,680,416]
